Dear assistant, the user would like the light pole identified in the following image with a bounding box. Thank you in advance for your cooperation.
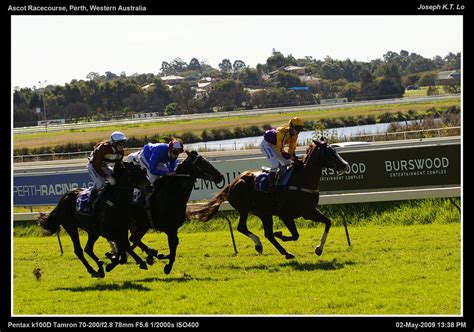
[38,80,47,122]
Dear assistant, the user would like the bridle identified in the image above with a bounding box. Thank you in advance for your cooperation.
[184,154,218,182]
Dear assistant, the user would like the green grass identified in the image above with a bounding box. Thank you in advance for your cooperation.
[13,223,461,315]
[12,198,461,315]
[403,86,429,98]
[13,98,460,151]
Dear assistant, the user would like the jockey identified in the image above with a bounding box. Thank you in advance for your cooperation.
[260,117,304,187]
[86,131,127,210]
[126,139,185,207]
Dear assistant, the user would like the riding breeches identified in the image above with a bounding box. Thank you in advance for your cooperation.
[87,162,112,190]
[260,139,291,170]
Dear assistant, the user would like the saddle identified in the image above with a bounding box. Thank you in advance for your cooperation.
[256,165,295,193]
[75,186,109,215]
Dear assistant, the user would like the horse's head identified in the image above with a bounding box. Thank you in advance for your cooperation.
[113,161,150,189]
[305,140,350,174]
[176,150,224,183]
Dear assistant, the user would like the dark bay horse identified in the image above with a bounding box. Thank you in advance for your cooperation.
[38,162,150,278]
[188,140,349,259]
[127,150,224,274]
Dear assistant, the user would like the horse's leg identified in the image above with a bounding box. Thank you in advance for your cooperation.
[126,246,148,270]
[105,240,120,272]
[163,231,179,275]
[63,226,100,277]
[83,231,105,278]
[274,217,300,242]
[259,214,295,259]
[304,208,331,256]
[129,224,161,264]
[236,210,263,254]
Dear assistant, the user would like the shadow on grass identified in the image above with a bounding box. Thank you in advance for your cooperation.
[281,259,356,271]
[53,281,151,292]
[225,259,355,272]
[136,275,220,283]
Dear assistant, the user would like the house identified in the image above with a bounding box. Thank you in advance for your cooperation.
[283,66,306,75]
[435,71,460,85]
[160,75,186,85]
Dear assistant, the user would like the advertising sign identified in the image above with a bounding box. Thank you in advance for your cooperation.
[13,142,460,206]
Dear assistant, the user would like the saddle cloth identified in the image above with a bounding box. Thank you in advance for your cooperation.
[255,166,294,192]
[75,187,93,214]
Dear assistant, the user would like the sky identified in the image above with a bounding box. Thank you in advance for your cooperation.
[11,15,463,89]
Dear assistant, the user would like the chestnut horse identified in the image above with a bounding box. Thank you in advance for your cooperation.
[188,140,349,259]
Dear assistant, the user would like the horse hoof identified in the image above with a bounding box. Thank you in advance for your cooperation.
[164,265,172,275]
[148,249,159,257]
[91,272,102,278]
[273,231,283,239]
[139,262,148,270]
[315,247,323,256]
[146,255,155,265]
[285,253,296,259]
[157,253,169,260]
[105,264,116,272]
[255,245,263,254]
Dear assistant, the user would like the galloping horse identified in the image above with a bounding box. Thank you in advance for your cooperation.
[38,161,150,278]
[127,150,224,274]
[188,140,349,259]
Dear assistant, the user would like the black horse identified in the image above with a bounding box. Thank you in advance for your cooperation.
[126,150,224,275]
[188,140,350,259]
[38,161,150,278]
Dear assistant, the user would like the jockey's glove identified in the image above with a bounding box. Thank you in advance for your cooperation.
[106,176,117,186]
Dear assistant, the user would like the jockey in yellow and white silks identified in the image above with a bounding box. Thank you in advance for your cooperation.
[260,117,304,168]
[260,117,304,187]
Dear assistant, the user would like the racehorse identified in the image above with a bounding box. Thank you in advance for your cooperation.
[187,140,350,259]
[126,150,224,274]
[38,161,150,278]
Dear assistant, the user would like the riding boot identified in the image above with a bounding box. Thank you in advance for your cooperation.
[87,188,99,213]
[268,171,277,192]
[144,193,154,227]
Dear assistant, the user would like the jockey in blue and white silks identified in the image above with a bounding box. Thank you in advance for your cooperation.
[127,139,184,185]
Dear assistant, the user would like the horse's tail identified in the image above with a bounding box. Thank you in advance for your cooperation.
[38,191,73,235]
[187,184,231,222]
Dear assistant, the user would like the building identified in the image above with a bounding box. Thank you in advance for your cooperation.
[435,71,461,86]
[160,75,186,85]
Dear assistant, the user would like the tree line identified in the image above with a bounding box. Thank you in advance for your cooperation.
[13,50,461,127]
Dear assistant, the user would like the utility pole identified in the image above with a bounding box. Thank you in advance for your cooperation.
[38,80,47,131]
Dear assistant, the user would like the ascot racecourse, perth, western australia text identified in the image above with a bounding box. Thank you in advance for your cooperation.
[8,5,147,12]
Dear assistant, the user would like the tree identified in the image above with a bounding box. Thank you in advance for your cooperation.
[237,68,260,88]
[218,59,233,76]
[209,79,247,111]
[171,82,196,114]
[189,58,202,74]
[417,71,438,86]
[86,72,100,81]
[232,60,247,76]
[171,58,188,73]
[105,71,117,81]
[276,72,304,88]
[160,61,175,76]
[266,51,286,71]
[321,62,344,80]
